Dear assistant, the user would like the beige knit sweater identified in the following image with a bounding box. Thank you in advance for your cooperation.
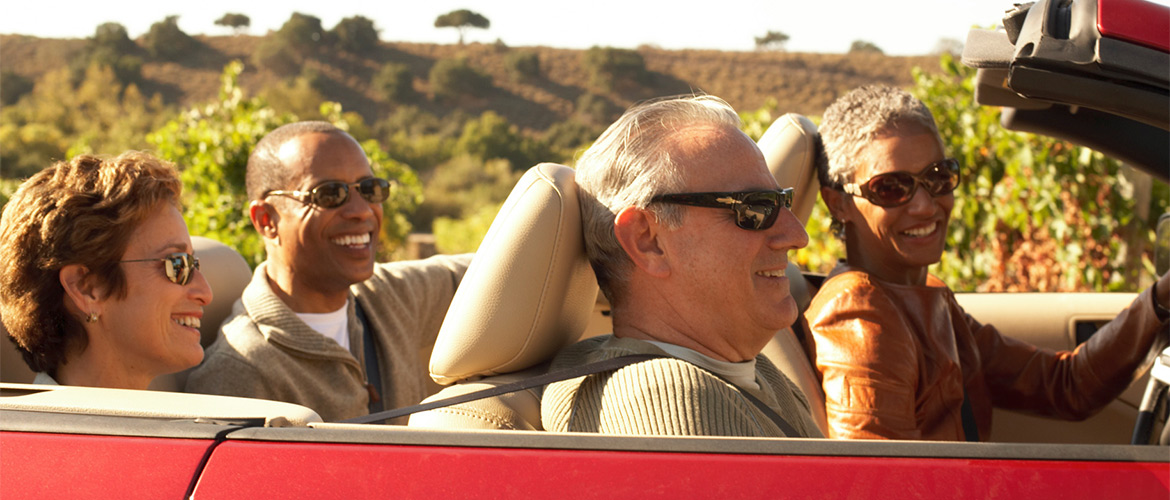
[185,254,470,422]
[542,336,823,438]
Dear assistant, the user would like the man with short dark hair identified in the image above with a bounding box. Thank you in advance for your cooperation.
[540,96,822,437]
[186,122,469,422]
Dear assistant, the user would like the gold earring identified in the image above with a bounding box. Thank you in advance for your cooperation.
[86,312,99,323]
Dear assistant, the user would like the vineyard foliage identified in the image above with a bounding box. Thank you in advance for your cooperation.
[1,48,1163,292]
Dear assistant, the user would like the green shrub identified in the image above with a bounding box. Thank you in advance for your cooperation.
[253,37,300,76]
[278,12,326,54]
[582,46,647,92]
[142,15,199,60]
[332,16,379,54]
[912,53,1164,292]
[504,51,541,82]
[429,57,493,100]
[373,62,417,103]
[575,92,620,125]
[0,71,33,106]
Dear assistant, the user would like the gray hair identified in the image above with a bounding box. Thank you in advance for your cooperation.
[817,85,941,188]
[245,121,350,200]
[574,94,742,304]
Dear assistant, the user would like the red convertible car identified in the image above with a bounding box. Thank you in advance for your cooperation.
[2,0,1167,498]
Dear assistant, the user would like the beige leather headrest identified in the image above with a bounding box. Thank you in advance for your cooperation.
[758,113,820,225]
[429,163,598,385]
[191,236,252,348]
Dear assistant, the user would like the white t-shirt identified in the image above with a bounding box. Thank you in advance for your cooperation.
[645,340,760,391]
[297,305,350,352]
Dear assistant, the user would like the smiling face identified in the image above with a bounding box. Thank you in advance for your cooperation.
[98,203,211,382]
[838,124,952,285]
[268,132,383,307]
[655,125,809,361]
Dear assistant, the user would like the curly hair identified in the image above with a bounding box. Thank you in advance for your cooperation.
[816,85,941,188]
[574,94,741,305]
[0,152,182,374]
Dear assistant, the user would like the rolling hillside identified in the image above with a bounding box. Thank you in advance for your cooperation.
[1,33,942,130]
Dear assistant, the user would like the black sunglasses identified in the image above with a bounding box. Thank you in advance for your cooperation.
[120,252,201,286]
[651,188,794,231]
[266,178,391,209]
[842,158,960,208]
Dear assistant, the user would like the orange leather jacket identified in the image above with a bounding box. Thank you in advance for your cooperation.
[805,265,1169,441]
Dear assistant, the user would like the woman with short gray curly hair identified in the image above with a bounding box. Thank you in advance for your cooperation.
[805,84,1170,441]
[0,151,213,389]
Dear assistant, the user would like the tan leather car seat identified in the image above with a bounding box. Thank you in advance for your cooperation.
[409,163,596,429]
[411,114,830,434]
[0,236,252,390]
[758,113,829,434]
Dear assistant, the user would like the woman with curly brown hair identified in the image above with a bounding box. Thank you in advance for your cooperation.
[0,151,212,389]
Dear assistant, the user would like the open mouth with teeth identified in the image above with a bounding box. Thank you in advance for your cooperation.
[331,233,371,247]
[902,222,939,238]
[756,269,786,278]
[174,316,201,329]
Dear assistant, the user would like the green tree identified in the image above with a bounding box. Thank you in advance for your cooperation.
[215,13,251,34]
[0,65,166,178]
[278,12,327,54]
[142,15,199,60]
[433,9,490,44]
[504,51,541,82]
[73,22,142,86]
[912,53,1165,292]
[429,57,493,100]
[373,62,417,103]
[849,40,884,54]
[755,31,789,51]
[582,46,648,92]
[1,71,34,106]
[332,15,380,54]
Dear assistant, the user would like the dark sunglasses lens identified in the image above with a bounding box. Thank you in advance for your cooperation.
[736,192,783,230]
[358,178,391,204]
[164,254,195,285]
[311,182,350,208]
[924,160,960,195]
[866,173,916,207]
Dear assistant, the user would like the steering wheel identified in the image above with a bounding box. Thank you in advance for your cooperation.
[1133,346,1170,445]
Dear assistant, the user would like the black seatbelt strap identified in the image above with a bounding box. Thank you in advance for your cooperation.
[340,354,662,424]
[340,353,804,437]
[960,390,980,442]
[700,372,802,437]
[355,302,384,414]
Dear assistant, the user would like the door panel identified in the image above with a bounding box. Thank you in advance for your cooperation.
[956,292,1154,444]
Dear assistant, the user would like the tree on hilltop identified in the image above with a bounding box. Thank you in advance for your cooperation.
[849,40,884,54]
[142,16,199,61]
[332,15,380,54]
[434,9,490,45]
[215,13,251,34]
[279,12,327,53]
[755,30,789,51]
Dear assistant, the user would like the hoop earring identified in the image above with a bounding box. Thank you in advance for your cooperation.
[86,312,99,323]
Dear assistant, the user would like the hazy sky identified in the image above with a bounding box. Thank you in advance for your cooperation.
[2,0,1042,55]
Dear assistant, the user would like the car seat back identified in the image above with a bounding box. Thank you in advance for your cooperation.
[410,163,597,429]
[758,113,829,435]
